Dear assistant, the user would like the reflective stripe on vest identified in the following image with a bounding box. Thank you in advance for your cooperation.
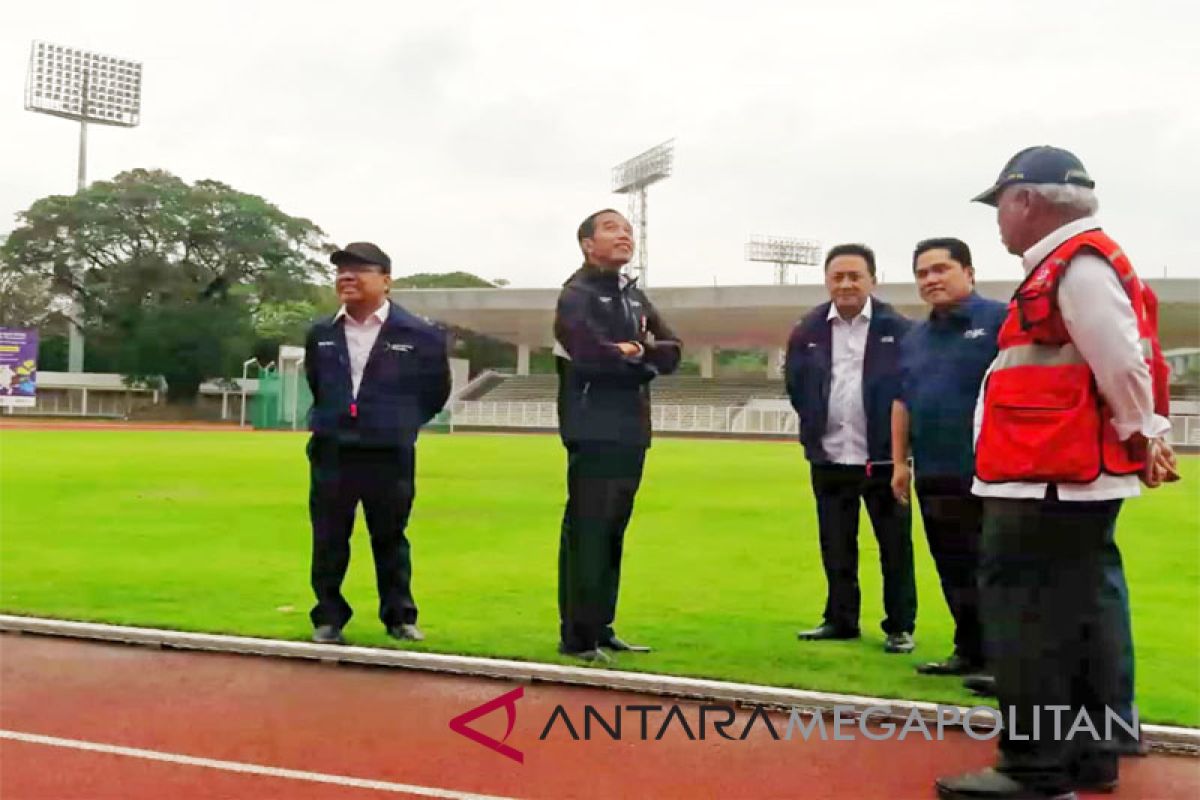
[992,342,1085,370]
[992,339,1152,371]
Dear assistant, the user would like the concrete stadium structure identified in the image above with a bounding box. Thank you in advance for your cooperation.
[395,278,1200,378]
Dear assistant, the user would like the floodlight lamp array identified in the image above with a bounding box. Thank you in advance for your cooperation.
[611,139,675,193]
[744,235,823,266]
[26,40,143,126]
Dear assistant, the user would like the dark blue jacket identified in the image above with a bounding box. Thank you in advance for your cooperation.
[899,292,1006,479]
[784,298,912,465]
[305,301,450,449]
[554,264,682,448]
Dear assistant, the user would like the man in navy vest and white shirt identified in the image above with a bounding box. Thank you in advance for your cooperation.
[785,243,917,655]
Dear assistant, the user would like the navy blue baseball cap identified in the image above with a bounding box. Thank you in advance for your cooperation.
[971,146,1095,206]
[330,242,391,273]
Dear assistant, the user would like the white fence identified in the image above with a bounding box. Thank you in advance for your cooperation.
[449,400,559,429]
[5,389,1197,446]
[1,373,259,420]
[450,400,1200,446]
[1171,414,1200,447]
[448,401,798,435]
[6,387,142,417]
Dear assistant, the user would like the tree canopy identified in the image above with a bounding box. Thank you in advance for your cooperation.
[1,169,330,400]
[0,168,530,398]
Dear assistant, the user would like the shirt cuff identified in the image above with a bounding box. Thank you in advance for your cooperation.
[1112,414,1172,441]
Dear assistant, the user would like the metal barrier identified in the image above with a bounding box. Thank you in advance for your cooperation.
[1170,415,1200,447]
[653,404,737,432]
[731,407,800,435]
[449,400,1200,446]
[3,387,133,417]
[448,400,557,429]
[8,388,1193,447]
[448,402,749,434]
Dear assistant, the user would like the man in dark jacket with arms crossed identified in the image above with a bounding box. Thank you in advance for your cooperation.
[553,209,682,663]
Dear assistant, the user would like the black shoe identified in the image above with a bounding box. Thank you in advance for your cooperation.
[935,768,1075,799]
[1069,754,1118,793]
[557,643,612,664]
[884,631,915,653]
[963,674,997,697]
[797,623,860,641]
[918,653,984,676]
[386,623,425,641]
[312,624,345,645]
[1109,722,1148,757]
[1112,737,1149,757]
[600,636,651,653]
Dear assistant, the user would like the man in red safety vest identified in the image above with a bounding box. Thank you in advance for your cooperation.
[935,146,1179,800]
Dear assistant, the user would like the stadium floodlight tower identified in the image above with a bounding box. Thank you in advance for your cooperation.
[611,139,674,286]
[25,40,144,372]
[745,235,823,284]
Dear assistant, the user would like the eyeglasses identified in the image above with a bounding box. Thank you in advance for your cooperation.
[336,263,387,275]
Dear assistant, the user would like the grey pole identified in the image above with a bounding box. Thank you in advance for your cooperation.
[67,70,89,373]
[638,185,648,286]
[77,71,88,191]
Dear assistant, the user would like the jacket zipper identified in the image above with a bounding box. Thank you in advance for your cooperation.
[620,289,637,340]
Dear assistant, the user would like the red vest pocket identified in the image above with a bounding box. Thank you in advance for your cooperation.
[976,365,1102,483]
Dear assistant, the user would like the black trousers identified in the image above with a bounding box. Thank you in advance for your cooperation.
[810,463,916,635]
[558,443,646,650]
[916,476,984,665]
[980,494,1127,790]
[308,438,418,629]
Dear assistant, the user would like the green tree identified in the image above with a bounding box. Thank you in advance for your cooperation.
[1,169,330,401]
[251,298,319,366]
[0,253,56,328]
[37,332,70,372]
[307,269,518,375]
[391,271,497,289]
[253,299,319,342]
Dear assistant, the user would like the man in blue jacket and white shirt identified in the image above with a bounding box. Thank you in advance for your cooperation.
[304,242,450,646]
[785,243,917,653]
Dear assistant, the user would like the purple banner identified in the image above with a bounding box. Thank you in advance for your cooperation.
[0,328,38,407]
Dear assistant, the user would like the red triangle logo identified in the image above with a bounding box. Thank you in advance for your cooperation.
[448,686,524,764]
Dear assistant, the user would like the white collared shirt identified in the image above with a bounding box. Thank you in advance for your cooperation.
[334,300,390,398]
[972,217,1171,502]
[821,297,872,465]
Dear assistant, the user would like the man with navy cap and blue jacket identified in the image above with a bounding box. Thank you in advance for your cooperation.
[304,241,450,646]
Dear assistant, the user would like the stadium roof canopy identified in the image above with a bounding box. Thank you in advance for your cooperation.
[395,278,1200,351]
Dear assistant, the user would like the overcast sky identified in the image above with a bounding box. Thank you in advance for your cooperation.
[5,0,1199,288]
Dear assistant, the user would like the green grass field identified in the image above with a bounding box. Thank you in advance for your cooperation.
[1,428,1197,725]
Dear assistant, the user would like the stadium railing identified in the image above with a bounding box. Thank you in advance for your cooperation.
[447,400,1200,446]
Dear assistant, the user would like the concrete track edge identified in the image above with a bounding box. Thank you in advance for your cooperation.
[2,614,1195,756]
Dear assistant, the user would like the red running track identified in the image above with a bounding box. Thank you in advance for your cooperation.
[1,634,1196,799]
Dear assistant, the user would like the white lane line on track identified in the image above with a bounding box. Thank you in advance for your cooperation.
[0,729,520,800]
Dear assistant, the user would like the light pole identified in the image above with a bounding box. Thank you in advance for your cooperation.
[25,40,144,372]
[745,235,823,284]
[746,235,823,377]
[611,139,675,287]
